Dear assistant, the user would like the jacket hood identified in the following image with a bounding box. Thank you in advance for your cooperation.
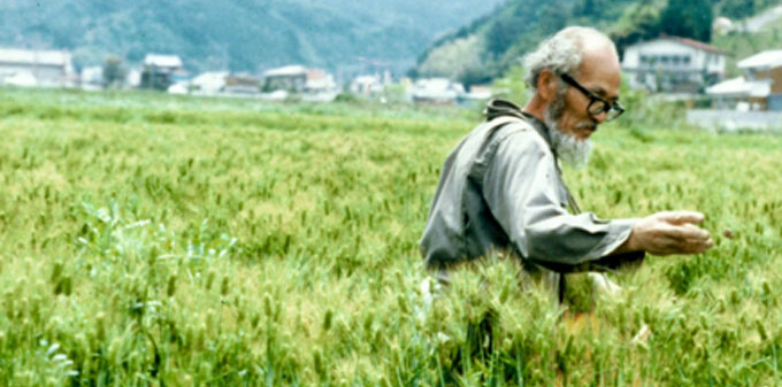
[483,98,526,121]
[483,98,554,152]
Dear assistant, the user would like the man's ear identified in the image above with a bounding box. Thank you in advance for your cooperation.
[537,69,558,102]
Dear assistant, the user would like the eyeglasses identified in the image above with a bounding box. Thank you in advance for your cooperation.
[558,72,625,121]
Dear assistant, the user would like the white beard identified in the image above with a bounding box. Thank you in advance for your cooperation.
[543,93,593,169]
[547,119,592,169]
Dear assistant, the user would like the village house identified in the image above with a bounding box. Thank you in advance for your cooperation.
[190,71,229,95]
[621,37,726,94]
[0,48,75,87]
[261,65,338,101]
[80,66,104,90]
[224,73,260,94]
[141,54,185,90]
[350,75,384,96]
[408,78,465,105]
[707,50,782,111]
[301,69,339,102]
[459,84,493,103]
[262,65,307,93]
[188,72,261,95]
[349,70,394,96]
[126,69,142,88]
[304,69,337,94]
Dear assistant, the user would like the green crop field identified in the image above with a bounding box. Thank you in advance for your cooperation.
[0,87,780,386]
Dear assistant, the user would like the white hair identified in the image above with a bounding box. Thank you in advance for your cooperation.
[523,26,614,92]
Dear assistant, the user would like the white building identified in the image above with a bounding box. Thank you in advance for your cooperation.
[261,65,338,101]
[190,71,229,95]
[409,78,465,105]
[622,37,726,94]
[302,69,338,102]
[350,75,384,95]
[262,65,307,93]
[707,50,782,111]
[224,73,260,95]
[126,69,142,88]
[305,69,337,93]
[81,66,104,90]
[706,77,769,110]
[167,83,189,95]
[462,84,493,102]
[141,54,185,90]
[0,48,75,87]
[143,54,183,70]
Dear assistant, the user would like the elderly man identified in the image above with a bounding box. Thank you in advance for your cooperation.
[420,26,713,298]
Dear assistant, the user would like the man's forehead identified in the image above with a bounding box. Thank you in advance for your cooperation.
[577,45,621,98]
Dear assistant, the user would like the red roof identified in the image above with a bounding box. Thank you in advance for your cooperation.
[662,36,726,55]
[306,69,326,80]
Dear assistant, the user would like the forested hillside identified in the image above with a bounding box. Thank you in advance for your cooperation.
[0,0,505,75]
[415,0,780,86]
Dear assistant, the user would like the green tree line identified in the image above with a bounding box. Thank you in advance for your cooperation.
[416,0,780,87]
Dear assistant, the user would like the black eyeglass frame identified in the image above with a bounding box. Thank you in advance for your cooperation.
[557,72,625,121]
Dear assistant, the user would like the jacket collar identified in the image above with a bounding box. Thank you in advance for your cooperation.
[483,99,553,151]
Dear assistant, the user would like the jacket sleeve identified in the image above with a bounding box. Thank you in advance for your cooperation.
[482,131,643,273]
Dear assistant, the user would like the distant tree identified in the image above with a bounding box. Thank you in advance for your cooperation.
[573,0,602,18]
[459,66,494,89]
[486,17,527,58]
[720,0,755,19]
[418,35,484,79]
[491,65,529,103]
[103,56,126,88]
[537,3,569,34]
[660,0,714,41]
[612,1,663,54]
[720,0,779,19]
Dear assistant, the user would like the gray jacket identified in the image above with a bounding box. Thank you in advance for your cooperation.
[420,99,644,274]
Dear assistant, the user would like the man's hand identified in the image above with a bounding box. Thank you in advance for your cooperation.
[622,211,714,256]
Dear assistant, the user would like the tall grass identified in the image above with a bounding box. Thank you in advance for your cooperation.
[0,87,780,386]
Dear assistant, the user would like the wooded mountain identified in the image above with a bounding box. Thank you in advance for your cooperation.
[415,0,779,86]
[0,0,506,76]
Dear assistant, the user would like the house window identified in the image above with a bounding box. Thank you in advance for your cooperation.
[672,56,681,66]
[683,56,691,65]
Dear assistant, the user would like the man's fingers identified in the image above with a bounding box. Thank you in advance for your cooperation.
[638,212,713,255]
[649,225,712,255]
[654,236,713,255]
[681,224,711,240]
[679,237,714,254]
[663,223,711,241]
[657,211,705,225]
